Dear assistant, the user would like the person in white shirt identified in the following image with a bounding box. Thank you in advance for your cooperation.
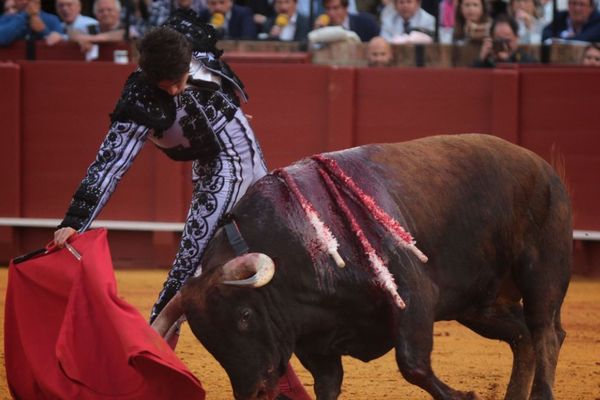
[56,0,99,38]
[380,0,435,42]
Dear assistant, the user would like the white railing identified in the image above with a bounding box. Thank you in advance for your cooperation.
[0,217,184,232]
[0,218,598,241]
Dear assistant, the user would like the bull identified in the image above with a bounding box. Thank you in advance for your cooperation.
[153,134,572,400]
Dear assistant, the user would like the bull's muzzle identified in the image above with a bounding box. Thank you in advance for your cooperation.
[222,253,275,288]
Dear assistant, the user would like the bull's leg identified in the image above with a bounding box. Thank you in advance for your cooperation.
[521,279,568,400]
[295,351,343,400]
[457,302,535,400]
[516,243,570,400]
[392,307,478,399]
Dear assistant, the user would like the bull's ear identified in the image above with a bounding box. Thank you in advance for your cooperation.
[221,253,275,288]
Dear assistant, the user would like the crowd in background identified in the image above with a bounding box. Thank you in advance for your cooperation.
[1,0,599,66]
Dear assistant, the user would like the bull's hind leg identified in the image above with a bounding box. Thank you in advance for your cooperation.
[519,261,569,400]
[457,302,535,400]
[393,305,478,399]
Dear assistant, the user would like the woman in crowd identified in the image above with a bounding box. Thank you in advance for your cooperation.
[452,0,490,43]
[509,0,544,43]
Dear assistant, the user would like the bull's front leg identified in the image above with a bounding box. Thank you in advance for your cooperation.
[295,350,343,400]
[393,304,479,400]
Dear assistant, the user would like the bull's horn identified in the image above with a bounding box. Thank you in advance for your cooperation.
[150,291,183,338]
[222,253,275,288]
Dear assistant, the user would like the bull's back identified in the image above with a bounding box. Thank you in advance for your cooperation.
[359,134,571,315]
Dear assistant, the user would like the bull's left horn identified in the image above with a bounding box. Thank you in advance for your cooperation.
[222,253,275,288]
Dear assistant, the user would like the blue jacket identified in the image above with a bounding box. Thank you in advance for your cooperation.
[542,10,600,42]
[200,5,257,40]
[349,12,379,42]
[0,11,64,46]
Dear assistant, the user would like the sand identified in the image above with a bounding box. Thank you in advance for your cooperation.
[1,268,599,399]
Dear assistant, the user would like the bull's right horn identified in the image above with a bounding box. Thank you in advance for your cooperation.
[221,253,275,288]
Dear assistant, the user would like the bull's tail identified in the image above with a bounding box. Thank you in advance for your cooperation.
[550,143,571,196]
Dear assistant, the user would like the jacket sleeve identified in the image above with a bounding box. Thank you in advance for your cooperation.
[41,13,65,37]
[576,17,600,42]
[58,120,150,231]
[0,13,28,46]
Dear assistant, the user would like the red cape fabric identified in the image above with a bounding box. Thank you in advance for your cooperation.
[4,229,205,400]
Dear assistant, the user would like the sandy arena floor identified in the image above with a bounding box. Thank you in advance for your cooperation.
[1,268,599,400]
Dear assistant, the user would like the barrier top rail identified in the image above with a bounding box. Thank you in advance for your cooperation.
[0,218,597,240]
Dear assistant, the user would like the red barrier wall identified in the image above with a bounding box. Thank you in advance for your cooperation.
[0,41,133,62]
[518,67,600,231]
[0,63,21,257]
[1,62,598,273]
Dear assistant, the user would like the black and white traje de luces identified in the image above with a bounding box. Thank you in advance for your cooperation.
[59,48,267,321]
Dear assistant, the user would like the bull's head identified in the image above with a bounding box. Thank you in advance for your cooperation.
[181,251,294,400]
[152,177,317,399]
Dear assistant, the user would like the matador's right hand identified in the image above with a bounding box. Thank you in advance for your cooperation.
[54,227,77,248]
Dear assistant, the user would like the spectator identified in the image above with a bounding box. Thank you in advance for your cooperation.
[313,0,379,42]
[149,0,206,27]
[473,14,538,67]
[380,0,436,42]
[263,0,310,41]
[509,0,544,43]
[0,0,63,46]
[56,0,99,36]
[70,0,139,52]
[199,0,257,39]
[366,35,394,66]
[297,0,360,17]
[121,0,152,38]
[542,0,600,42]
[235,0,274,34]
[3,0,18,14]
[439,0,455,28]
[96,0,121,32]
[582,42,600,64]
[453,0,491,43]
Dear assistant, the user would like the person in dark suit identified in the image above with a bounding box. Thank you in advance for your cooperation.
[314,0,379,42]
[541,0,600,42]
[263,0,310,41]
[235,0,274,34]
[200,0,256,39]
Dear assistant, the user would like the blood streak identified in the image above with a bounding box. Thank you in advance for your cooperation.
[274,168,345,268]
[313,155,428,263]
[317,167,406,309]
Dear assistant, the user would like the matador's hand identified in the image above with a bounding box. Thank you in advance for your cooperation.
[54,227,77,247]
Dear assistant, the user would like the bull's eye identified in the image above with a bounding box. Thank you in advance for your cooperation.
[237,307,253,331]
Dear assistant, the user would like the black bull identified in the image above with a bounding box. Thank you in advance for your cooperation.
[155,134,572,400]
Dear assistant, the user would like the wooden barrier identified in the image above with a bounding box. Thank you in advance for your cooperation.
[1,62,599,274]
[310,42,594,67]
[0,40,589,66]
[0,41,135,62]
